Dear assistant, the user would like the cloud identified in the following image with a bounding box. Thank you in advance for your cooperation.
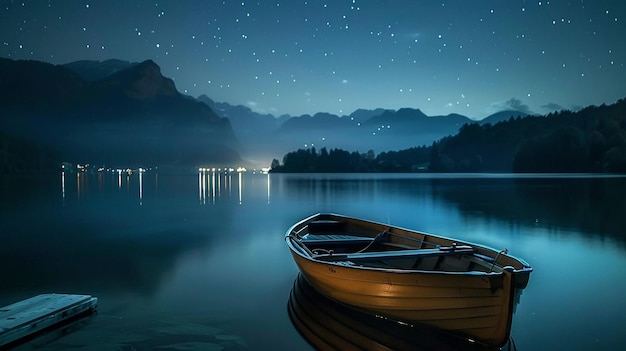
[541,102,564,112]
[504,97,532,114]
[246,101,268,114]
[486,97,534,116]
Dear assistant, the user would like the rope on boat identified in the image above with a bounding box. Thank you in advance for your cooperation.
[288,231,315,256]
[292,226,308,239]
[488,248,509,273]
[312,248,333,255]
[355,230,388,253]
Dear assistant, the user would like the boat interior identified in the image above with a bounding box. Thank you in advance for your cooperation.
[293,219,505,273]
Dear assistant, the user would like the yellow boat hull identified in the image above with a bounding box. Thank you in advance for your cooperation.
[286,213,531,347]
[288,273,498,351]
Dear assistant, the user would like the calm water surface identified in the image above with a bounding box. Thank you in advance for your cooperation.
[1,171,625,350]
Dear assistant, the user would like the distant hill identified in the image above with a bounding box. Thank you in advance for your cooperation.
[272,98,626,173]
[364,108,471,134]
[280,112,353,131]
[0,57,558,172]
[0,58,241,169]
[196,95,288,164]
[198,98,480,162]
[197,96,284,132]
[431,99,626,172]
[269,107,473,154]
[197,100,533,164]
[348,108,393,123]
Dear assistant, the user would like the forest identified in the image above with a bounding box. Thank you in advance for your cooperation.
[271,98,626,173]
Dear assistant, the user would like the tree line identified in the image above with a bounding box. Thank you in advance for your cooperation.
[269,146,430,173]
[271,98,626,173]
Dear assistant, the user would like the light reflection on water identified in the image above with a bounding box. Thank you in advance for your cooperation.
[0,172,625,350]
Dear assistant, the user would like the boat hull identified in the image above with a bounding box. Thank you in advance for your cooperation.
[288,273,498,351]
[286,213,531,347]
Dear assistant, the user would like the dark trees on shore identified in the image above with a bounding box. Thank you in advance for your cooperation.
[272,98,626,173]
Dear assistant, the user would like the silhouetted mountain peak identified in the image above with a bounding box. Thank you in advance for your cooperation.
[97,59,178,100]
[280,111,350,131]
[397,107,427,118]
[63,59,135,81]
[348,108,393,122]
[196,95,282,130]
[443,113,466,119]
[197,94,216,108]
[312,112,340,119]
[366,107,430,126]
[0,58,241,167]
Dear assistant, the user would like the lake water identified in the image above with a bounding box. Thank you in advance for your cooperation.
[1,171,625,350]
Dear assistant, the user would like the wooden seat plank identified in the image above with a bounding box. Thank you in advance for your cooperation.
[317,246,474,261]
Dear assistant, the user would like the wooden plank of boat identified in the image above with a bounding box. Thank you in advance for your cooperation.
[301,234,375,246]
[315,245,475,261]
[0,293,98,348]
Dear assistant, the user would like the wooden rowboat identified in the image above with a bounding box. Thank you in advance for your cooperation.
[285,213,532,347]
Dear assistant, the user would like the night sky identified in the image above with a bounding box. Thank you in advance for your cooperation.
[2,0,625,119]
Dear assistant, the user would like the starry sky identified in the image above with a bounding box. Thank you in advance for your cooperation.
[2,0,625,119]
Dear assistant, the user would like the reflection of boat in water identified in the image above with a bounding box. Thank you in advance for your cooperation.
[288,273,499,351]
[285,213,532,347]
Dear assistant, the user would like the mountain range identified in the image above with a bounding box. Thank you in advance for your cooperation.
[0,58,529,169]
[0,58,239,168]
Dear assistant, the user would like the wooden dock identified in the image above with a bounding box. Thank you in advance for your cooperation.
[0,294,97,348]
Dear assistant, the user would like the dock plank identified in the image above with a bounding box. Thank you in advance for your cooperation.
[0,294,97,347]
